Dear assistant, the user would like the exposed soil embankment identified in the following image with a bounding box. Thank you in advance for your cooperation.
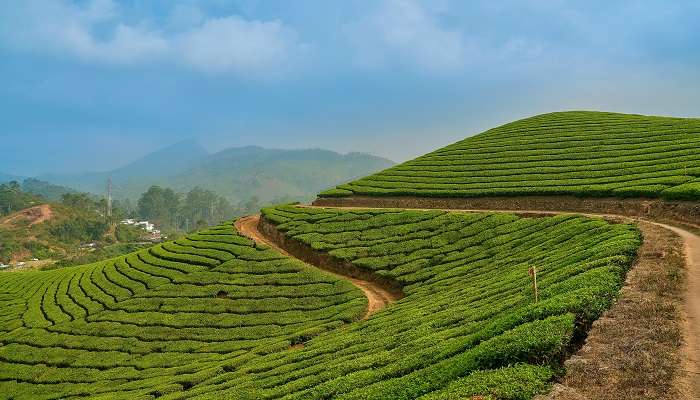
[0,204,53,229]
[235,215,403,319]
[314,195,700,230]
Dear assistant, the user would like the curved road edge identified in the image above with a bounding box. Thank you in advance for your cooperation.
[235,214,401,320]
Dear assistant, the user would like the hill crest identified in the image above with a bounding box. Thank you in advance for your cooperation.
[319,110,700,201]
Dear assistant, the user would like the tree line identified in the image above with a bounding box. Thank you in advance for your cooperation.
[0,181,41,216]
[135,186,271,232]
[3,179,276,234]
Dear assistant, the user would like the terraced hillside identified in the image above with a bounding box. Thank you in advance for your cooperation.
[0,207,641,399]
[0,223,366,399]
[320,111,700,201]
[221,205,638,400]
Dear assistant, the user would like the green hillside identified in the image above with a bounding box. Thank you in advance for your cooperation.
[0,208,640,398]
[0,188,149,266]
[160,147,395,204]
[0,222,366,398]
[320,111,700,200]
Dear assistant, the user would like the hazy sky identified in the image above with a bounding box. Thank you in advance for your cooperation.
[1,0,699,176]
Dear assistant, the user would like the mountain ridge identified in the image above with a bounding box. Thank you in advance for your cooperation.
[36,141,394,203]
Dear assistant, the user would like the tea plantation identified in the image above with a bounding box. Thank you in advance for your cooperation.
[319,111,700,200]
[163,205,636,400]
[0,206,642,399]
[0,223,366,399]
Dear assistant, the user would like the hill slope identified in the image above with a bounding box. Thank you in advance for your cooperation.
[0,172,24,184]
[0,202,112,264]
[162,147,395,203]
[0,222,366,398]
[0,209,641,398]
[39,139,209,196]
[320,111,700,201]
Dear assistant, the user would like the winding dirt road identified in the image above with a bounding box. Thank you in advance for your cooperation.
[234,214,398,319]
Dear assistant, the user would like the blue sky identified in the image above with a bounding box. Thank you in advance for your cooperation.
[1,0,699,176]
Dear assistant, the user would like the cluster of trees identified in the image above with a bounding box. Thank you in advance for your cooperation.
[4,179,269,236]
[135,185,297,232]
[21,178,75,201]
[0,181,40,216]
[137,186,237,231]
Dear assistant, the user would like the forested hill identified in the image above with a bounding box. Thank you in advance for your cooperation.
[40,144,394,203]
[161,147,394,203]
[0,172,23,184]
[38,139,209,198]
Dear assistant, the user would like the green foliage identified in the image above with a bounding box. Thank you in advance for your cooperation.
[320,111,700,200]
[138,186,180,227]
[60,192,102,211]
[115,224,143,242]
[48,218,109,244]
[180,186,235,231]
[0,181,41,216]
[21,178,76,202]
[137,185,235,232]
[419,364,554,400]
[0,206,642,399]
[0,185,118,263]
[243,205,640,400]
[0,220,366,398]
[45,243,151,270]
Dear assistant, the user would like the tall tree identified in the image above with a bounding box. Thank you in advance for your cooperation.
[180,187,234,229]
[137,186,180,228]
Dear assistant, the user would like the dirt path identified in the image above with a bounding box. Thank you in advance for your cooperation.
[658,222,700,395]
[234,214,398,319]
[303,203,700,396]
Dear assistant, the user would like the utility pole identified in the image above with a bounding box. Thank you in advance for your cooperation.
[106,178,113,220]
[528,267,539,303]
[210,200,215,224]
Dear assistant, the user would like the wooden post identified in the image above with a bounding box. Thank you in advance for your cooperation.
[528,266,539,303]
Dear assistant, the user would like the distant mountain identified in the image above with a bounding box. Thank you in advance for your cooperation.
[39,139,209,196]
[38,142,394,204]
[110,138,209,180]
[21,178,77,201]
[160,146,395,202]
[0,172,24,184]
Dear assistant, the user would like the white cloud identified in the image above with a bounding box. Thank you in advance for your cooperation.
[345,0,468,73]
[0,0,305,77]
[175,16,304,76]
[53,23,169,65]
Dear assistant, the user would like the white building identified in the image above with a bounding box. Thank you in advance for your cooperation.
[133,221,155,232]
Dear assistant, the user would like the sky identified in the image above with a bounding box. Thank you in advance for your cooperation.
[1,0,699,176]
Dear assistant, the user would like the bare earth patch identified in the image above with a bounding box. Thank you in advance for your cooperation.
[0,204,53,229]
